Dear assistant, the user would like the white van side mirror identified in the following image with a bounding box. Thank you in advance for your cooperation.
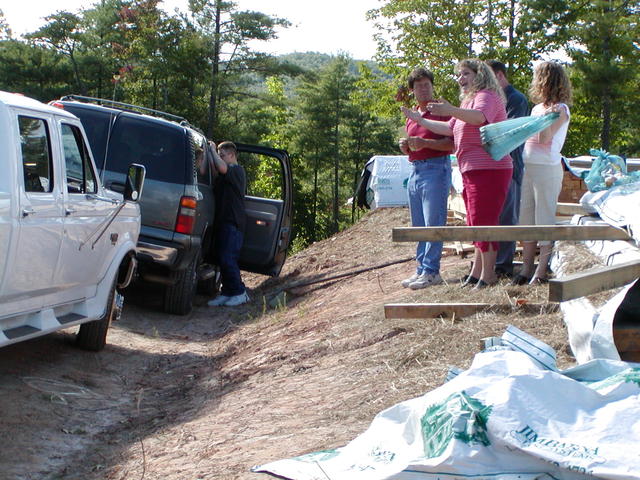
[124,163,146,202]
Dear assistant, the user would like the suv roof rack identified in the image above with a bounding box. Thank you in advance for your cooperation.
[59,95,191,126]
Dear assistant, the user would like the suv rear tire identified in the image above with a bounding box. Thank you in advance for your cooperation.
[163,251,198,315]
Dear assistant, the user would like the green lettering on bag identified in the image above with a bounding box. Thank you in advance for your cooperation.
[420,391,492,458]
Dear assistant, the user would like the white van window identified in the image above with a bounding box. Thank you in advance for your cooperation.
[18,116,53,193]
[61,123,97,194]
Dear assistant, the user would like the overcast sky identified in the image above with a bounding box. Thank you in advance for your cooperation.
[3,0,382,60]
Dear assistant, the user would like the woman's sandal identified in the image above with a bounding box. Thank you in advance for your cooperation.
[473,279,498,289]
[511,274,531,286]
[461,275,480,287]
[529,276,549,285]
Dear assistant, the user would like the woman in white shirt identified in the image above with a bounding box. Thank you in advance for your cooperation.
[513,61,572,285]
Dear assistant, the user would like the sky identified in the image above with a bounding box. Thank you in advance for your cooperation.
[2,0,382,60]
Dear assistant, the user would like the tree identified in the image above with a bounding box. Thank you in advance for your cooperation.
[27,11,88,95]
[0,39,71,99]
[345,63,398,223]
[567,0,639,152]
[520,0,640,154]
[295,56,357,235]
[186,0,294,138]
[81,0,131,99]
[368,0,542,103]
[287,55,397,245]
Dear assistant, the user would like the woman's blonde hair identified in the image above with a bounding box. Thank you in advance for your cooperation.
[456,58,505,104]
[529,61,572,106]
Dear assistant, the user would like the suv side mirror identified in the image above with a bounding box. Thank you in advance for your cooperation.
[124,163,146,202]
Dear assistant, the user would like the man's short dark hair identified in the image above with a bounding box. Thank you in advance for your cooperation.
[408,68,434,89]
[486,59,507,77]
[218,141,237,155]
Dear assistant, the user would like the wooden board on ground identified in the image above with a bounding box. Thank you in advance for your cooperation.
[442,242,474,257]
[548,259,640,302]
[392,225,630,243]
[384,302,553,319]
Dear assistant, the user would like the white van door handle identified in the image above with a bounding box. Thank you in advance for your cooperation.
[22,207,36,217]
[65,207,76,216]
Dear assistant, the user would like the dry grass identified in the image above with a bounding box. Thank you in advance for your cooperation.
[29,208,598,480]
[4,207,630,480]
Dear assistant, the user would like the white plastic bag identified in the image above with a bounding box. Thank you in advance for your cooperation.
[254,327,640,480]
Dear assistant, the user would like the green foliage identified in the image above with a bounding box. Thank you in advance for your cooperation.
[6,0,638,259]
[0,1,400,254]
[0,39,71,99]
[370,0,640,157]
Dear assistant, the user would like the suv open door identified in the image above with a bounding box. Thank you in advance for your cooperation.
[235,143,292,277]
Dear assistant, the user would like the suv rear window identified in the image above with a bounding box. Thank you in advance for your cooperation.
[107,116,187,183]
[65,105,187,184]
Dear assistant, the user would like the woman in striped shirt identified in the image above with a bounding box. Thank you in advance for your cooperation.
[402,58,512,288]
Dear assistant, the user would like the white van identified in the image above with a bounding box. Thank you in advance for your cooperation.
[0,91,145,351]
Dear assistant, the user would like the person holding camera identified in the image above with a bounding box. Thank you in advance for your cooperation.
[207,141,249,307]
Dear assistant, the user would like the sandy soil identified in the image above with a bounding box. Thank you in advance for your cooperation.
[0,208,576,480]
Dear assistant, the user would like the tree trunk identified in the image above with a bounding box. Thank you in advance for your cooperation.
[206,1,222,138]
[312,150,318,243]
[351,120,365,224]
[332,92,341,235]
[487,0,493,52]
[506,0,516,77]
[467,0,474,56]
[600,33,612,151]
[333,123,340,234]
[69,49,86,96]
[508,0,515,48]
[601,88,612,151]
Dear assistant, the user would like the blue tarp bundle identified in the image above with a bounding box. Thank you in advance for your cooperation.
[480,112,559,161]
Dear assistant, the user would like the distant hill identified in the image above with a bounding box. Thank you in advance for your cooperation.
[278,51,381,76]
[242,51,387,97]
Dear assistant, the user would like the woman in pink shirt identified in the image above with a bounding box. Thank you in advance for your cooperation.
[402,59,512,288]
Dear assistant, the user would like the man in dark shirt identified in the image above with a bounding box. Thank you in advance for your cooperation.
[487,60,529,277]
[207,141,249,307]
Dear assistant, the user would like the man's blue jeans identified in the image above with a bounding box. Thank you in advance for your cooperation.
[407,156,451,275]
[216,222,246,297]
[496,177,522,273]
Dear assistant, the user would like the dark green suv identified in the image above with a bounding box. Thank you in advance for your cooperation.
[52,96,292,315]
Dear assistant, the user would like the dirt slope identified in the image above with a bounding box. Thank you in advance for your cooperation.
[0,208,573,480]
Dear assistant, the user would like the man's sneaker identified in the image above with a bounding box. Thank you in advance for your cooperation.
[224,291,249,306]
[401,272,421,288]
[207,295,230,307]
[409,272,442,290]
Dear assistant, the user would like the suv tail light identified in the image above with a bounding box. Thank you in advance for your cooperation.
[175,196,197,234]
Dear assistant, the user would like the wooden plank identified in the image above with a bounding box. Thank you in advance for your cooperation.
[392,225,630,243]
[384,302,554,319]
[442,242,474,257]
[385,303,490,319]
[548,260,640,302]
[556,202,591,216]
